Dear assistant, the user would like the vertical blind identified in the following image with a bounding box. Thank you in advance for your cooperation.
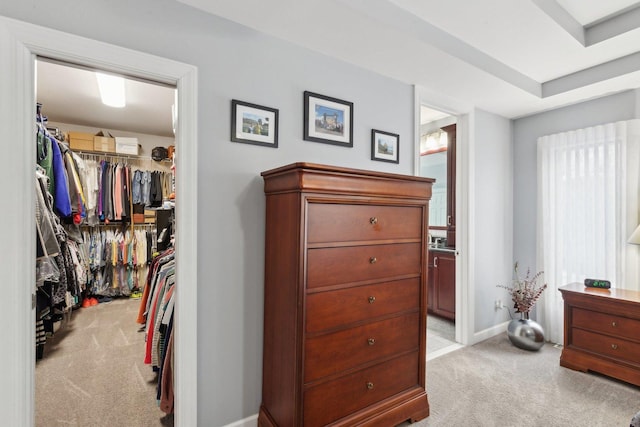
[537,119,640,344]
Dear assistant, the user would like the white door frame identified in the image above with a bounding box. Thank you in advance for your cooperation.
[414,85,473,346]
[0,16,198,427]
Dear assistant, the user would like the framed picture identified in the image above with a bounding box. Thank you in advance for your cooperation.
[303,91,353,147]
[371,129,399,164]
[231,99,279,148]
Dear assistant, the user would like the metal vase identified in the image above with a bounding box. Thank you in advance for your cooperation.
[507,312,545,351]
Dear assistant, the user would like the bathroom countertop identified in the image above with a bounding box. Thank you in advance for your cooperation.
[428,246,457,254]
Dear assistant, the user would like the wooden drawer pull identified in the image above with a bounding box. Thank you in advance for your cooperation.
[368,296,376,304]
[369,217,378,225]
[369,257,377,264]
[366,382,374,390]
[368,338,376,346]
[611,344,618,350]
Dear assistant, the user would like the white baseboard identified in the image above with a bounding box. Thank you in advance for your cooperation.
[222,414,258,427]
[470,320,509,345]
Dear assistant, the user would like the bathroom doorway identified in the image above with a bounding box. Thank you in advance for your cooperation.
[419,105,461,358]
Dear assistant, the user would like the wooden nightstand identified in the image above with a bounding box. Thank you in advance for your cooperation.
[559,283,640,386]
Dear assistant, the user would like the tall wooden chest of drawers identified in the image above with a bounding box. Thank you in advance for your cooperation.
[559,283,640,386]
[259,163,433,427]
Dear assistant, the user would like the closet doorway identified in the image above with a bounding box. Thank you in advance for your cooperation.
[35,58,177,426]
[0,17,198,427]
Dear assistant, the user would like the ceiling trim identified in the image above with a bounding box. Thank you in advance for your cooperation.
[542,50,640,97]
[586,5,640,46]
[533,0,640,47]
[338,0,541,97]
[347,0,640,99]
[531,0,585,45]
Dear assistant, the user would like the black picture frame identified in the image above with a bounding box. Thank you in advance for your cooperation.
[303,91,353,147]
[231,99,279,148]
[371,129,399,164]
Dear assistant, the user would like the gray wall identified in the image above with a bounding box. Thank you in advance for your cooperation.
[0,1,415,425]
[471,109,514,331]
[512,90,639,276]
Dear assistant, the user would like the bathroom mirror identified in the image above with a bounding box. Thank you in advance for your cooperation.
[420,149,447,227]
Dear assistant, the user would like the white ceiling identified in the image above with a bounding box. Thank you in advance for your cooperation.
[36,59,175,137]
[35,1,640,133]
[179,0,640,119]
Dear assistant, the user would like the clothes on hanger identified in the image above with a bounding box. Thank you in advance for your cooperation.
[137,248,175,414]
[35,166,88,359]
[82,226,154,297]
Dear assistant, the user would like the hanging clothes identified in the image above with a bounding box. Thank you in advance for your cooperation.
[82,226,154,297]
[35,167,60,264]
[35,162,87,359]
[50,135,72,218]
[60,143,87,224]
[79,157,99,226]
[36,116,55,196]
[137,247,175,414]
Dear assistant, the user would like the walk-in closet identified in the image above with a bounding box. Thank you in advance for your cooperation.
[35,58,178,426]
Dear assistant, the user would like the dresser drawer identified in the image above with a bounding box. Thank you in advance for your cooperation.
[307,243,421,289]
[305,313,419,382]
[303,352,419,427]
[572,328,640,365]
[572,307,640,342]
[306,278,419,333]
[307,203,422,244]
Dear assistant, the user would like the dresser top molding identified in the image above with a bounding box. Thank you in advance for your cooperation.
[261,162,435,199]
[559,282,640,305]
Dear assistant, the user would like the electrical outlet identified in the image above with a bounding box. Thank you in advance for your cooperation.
[495,299,502,310]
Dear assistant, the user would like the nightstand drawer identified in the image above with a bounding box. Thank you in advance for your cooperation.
[572,328,640,365]
[304,313,419,382]
[307,203,422,244]
[572,307,640,342]
[307,243,421,289]
[303,352,419,427]
[306,278,419,333]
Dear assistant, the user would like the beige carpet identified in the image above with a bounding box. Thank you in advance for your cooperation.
[36,298,173,427]
[38,302,639,426]
[404,333,640,426]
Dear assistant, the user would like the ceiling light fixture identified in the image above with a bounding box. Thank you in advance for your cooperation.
[96,72,126,108]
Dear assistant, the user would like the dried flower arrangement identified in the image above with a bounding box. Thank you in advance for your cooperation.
[497,262,547,315]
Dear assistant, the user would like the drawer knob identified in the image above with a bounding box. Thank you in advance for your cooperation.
[369,217,378,225]
[368,338,376,346]
[366,382,374,390]
[612,321,617,327]
[368,296,376,304]
[369,257,377,264]
[611,344,618,350]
